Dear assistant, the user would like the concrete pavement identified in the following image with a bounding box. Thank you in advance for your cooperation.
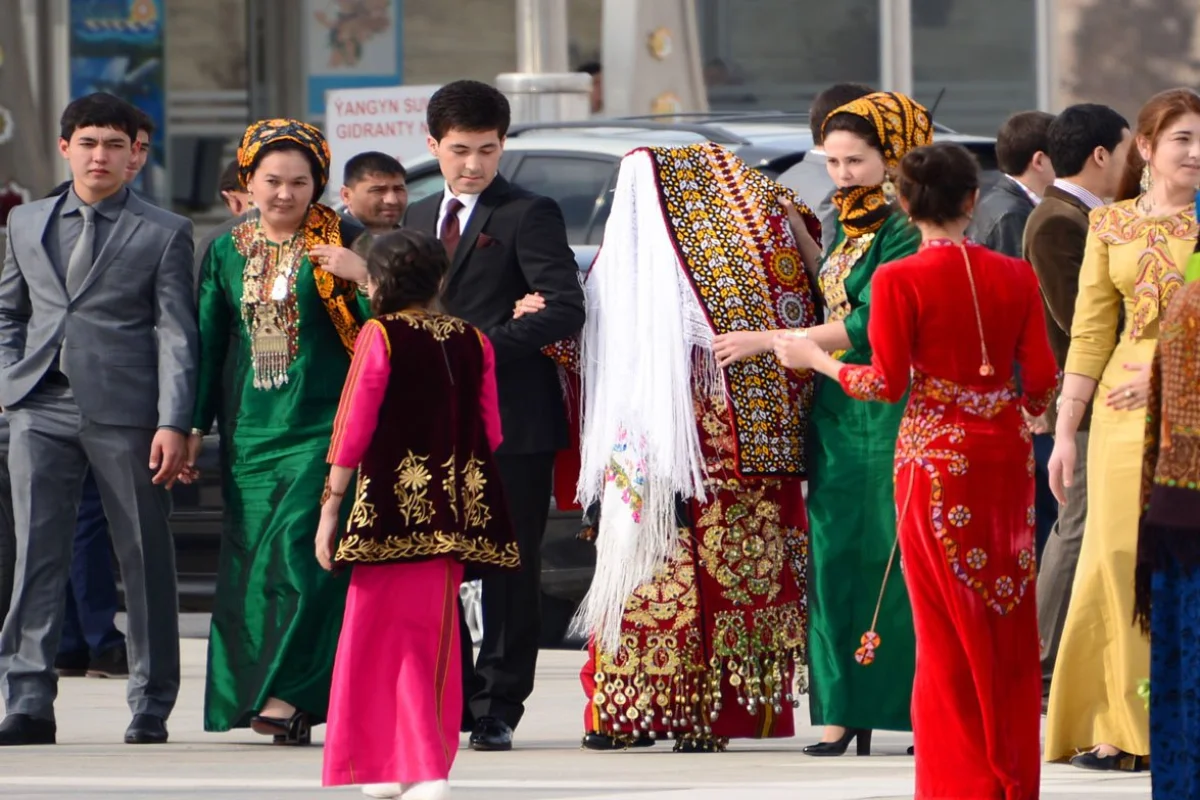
[0,616,1151,799]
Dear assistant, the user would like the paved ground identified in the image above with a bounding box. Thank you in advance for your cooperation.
[0,616,1151,799]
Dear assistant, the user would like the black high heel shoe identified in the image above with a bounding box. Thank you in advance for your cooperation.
[802,727,872,757]
[250,710,312,746]
[1069,748,1146,772]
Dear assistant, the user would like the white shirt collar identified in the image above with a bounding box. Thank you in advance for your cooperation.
[441,185,480,213]
[1051,178,1105,211]
[1005,174,1041,206]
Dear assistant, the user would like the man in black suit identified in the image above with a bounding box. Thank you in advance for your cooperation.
[965,110,1055,258]
[403,80,585,751]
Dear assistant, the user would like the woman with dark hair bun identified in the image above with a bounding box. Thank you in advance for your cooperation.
[776,142,1059,799]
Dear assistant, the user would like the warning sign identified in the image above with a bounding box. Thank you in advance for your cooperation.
[325,84,440,198]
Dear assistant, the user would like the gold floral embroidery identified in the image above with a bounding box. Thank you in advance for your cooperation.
[335,531,520,568]
[394,452,434,525]
[622,535,699,631]
[383,309,467,342]
[462,455,491,529]
[441,454,458,523]
[697,489,786,606]
[820,234,876,359]
[348,475,377,528]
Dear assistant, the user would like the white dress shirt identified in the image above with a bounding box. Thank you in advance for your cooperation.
[1051,178,1104,211]
[1006,174,1041,206]
[436,186,481,237]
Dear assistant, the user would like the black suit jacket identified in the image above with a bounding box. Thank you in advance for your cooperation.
[403,176,585,455]
[966,177,1036,259]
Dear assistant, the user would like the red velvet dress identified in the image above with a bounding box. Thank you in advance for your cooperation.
[838,241,1058,800]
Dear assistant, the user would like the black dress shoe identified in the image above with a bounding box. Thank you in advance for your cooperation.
[0,714,56,746]
[87,645,130,679]
[581,731,656,751]
[124,714,168,745]
[1069,749,1146,772]
[469,716,513,751]
[802,727,872,757]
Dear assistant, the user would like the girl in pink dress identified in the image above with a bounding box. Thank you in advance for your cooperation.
[316,229,520,800]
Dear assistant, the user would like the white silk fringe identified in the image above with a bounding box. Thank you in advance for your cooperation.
[571,149,721,653]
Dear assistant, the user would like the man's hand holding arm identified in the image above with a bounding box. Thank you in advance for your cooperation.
[484,197,585,364]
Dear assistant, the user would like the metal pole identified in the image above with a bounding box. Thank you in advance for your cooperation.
[1035,0,1055,111]
[879,0,913,96]
[516,0,568,74]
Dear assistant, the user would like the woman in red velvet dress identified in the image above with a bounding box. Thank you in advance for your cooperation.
[776,142,1059,800]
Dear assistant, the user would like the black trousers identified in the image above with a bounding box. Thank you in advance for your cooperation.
[460,452,556,730]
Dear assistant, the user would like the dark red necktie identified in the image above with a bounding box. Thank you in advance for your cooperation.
[440,197,464,258]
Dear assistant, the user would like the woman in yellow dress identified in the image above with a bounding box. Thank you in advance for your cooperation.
[1046,87,1200,770]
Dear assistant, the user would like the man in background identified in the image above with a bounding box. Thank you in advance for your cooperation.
[777,82,873,252]
[339,151,408,237]
[217,159,249,217]
[1024,103,1131,712]
[966,110,1055,256]
[577,61,603,116]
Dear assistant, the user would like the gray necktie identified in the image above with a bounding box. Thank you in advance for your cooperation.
[66,205,96,295]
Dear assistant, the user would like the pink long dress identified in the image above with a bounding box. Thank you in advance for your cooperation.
[322,321,502,788]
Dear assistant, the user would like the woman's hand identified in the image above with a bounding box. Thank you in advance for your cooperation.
[176,432,205,485]
[315,503,339,571]
[1047,435,1079,505]
[1105,362,1151,411]
[779,196,817,247]
[513,292,545,319]
[310,245,369,284]
[772,331,822,371]
[712,330,774,368]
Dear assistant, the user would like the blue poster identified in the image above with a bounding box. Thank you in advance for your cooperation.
[68,0,166,201]
[305,0,405,119]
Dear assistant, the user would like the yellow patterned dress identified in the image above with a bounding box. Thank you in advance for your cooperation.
[1045,200,1198,762]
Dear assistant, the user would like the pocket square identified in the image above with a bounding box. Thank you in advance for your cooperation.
[476,232,500,249]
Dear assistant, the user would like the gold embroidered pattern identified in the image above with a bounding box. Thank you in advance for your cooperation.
[442,454,459,523]
[622,535,699,631]
[462,455,491,529]
[394,451,434,525]
[348,475,378,528]
[820,234,876,359]
[383,309,468,342]
[1092,200,1197,340]
[334,530,521,568]
[697,490,786,607]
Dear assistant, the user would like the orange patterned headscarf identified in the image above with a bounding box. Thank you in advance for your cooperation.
[824,92,932,171]
[238,118,333,200]
[824,92,932,239]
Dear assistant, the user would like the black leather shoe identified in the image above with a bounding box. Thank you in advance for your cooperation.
[802,727,872,757]
[124,714,168,745]
[54,651,90,678]
[87,645,130,679]
[0,714,56,746]
[1069,749,1146,772]
[581,731,656,751]
[469,716,513,751]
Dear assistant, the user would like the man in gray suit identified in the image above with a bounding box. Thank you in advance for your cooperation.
[0,93,198,746]
[777,82,873,253]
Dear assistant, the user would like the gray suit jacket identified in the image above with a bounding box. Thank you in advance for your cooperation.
[965,177,1035,259]
[0,191,198,431]
[776,152,838,252]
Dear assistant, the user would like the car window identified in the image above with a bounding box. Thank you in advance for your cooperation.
[510,156,616,244]
[405,167,447,204]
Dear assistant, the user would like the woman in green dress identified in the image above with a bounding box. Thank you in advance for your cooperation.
[185,119,371,744]
[714,92,930,755]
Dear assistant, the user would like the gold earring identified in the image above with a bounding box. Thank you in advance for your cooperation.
[1140,164,1152,194]
[882,178,897,201]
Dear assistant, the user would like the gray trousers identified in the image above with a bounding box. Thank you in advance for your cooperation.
[1036,430,1089,700]
[0,387,179,722]
[0,416,13,627]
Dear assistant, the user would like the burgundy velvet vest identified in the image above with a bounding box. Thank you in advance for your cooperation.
[333,310,519,571]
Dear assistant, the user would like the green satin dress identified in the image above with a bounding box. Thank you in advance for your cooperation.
[806,212,921,732]
[194,232,370,731]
